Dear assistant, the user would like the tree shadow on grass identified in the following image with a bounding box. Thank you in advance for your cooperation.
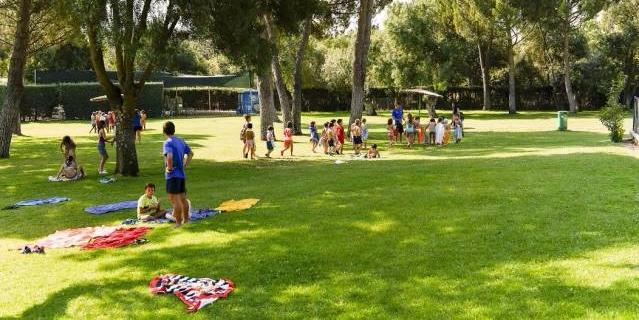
[26,153,639,318]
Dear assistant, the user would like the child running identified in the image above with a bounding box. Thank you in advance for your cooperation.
[265,125,275,158]
[309,121,319,153]
[281,121,294,157]
[244,123,256,159]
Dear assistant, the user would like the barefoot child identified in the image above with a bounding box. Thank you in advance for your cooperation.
[244,123,256,159]
[320,122,329,154]
[265,125,275,158]
[427,118,436,145]
[97,120,112,175]
[361,118,369,148]
[366,144,380,159]
[327,122,336,155]
[309,121,319,153]
[280,121,294,157]
[387,118,395,147]
[335,119,345,154]
[240,114,251,158]
[137,183,165,221]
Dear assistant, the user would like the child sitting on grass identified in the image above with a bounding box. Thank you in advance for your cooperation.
[265,125,275,158]
[244,123,256,159]
[137,183,164,221]
[366,144,380,159]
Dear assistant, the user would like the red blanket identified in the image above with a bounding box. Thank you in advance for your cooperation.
[83,227,151,249]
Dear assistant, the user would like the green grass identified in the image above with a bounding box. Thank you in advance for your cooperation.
[2,112,639,319]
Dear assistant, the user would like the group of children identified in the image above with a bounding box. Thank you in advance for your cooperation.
[239,114,380,160]
[90,109,146,143]
[387,113,463,148]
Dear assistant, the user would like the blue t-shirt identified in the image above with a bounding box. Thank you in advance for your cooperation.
[133,113,141,127]
[163,136,191,180]
[392,107,403,122]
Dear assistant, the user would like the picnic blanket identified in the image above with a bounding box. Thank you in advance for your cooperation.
[83,227,151,249]
[48,175,82,182]
[35,226,118,248]
[215,199,260,212]
[149,274,234,313]
[3,197,70,210]
[121,209,220,225]
[85,200,138,215]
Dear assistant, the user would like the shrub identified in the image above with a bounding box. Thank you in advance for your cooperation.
[599,77,625,143]
[22,84,59,118]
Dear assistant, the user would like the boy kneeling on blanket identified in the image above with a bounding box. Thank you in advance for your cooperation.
[138,183,165,221]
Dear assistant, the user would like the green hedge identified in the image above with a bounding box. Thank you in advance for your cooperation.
[0,82,164,119]
[60,82,164,119]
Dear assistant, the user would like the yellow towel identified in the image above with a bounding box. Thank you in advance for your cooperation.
[215,198,260,212]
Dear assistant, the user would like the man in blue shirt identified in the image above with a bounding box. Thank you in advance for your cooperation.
[391,102,404,143]
[163,121,194,227]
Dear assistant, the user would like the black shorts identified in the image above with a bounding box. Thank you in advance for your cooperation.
[395,123,404,134]
[166,178,186,194]
[328,139,335,147]
[134,126,143,132]
[267,141,274,150]
[353,136,363,145]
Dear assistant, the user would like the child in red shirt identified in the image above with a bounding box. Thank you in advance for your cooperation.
[335,119,345,155]
[280,121,294,157]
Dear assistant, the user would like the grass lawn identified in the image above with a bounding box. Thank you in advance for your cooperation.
[1,111,639,319]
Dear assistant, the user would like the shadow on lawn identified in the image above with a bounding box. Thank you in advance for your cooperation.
[14,153,639,318]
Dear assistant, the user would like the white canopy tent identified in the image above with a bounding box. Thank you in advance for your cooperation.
[400,88,443,117]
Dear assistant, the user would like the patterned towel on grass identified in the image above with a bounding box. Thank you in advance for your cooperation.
[85,200,137,215]
[3,197,70,210]
[149,274,234,313]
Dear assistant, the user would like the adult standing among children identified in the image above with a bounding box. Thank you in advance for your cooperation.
[163,121,193,228]
[392,102,404,144]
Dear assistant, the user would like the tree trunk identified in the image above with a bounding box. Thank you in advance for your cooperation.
[478,43,491,111]
[0,0,32,158]
[349,0,374,125]
[507,31,517,114]
[113,92,139,176]
[563,27,578,113]
[292,17,311,135]
[257,68,276,140]
[264,14,292,129]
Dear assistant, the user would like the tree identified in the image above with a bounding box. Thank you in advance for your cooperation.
[291,17,312,134]
[63,0,181,176]
[264,13,293,129]
[0,0,32,158]
[452,0,497,110]
[349,0,374,125]
[0,0,72,142]
[494,0,526,114]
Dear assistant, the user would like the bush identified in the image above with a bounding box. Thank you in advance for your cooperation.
[599,77,626,143]
[22,84,59,118]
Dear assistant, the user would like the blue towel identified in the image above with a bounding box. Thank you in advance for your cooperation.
[4,197,70,210]
[190,209,221,221]
[85,200,138,215]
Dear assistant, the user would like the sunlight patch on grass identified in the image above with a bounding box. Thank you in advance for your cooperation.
[352,218,397,233]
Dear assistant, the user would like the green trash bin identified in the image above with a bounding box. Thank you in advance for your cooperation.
[557,111,568,131]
